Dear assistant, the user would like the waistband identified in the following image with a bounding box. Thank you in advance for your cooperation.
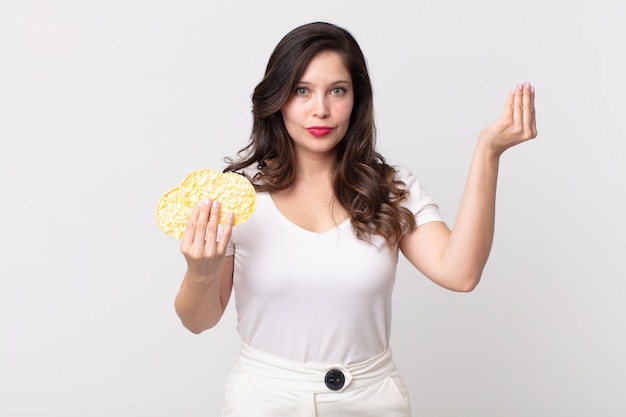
[236,342,397,394]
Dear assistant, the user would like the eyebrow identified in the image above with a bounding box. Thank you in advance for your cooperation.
[297,80,352,86]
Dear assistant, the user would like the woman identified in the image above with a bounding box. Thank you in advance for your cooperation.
[174,22,537,417]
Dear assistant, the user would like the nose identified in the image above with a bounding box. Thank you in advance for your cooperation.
[312,94,330,118]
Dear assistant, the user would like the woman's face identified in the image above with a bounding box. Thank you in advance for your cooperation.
[281,51,354,161]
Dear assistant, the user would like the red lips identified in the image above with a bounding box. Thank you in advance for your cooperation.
[307,127,333,137]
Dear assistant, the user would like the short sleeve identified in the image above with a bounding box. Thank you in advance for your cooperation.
[394,166,444,227]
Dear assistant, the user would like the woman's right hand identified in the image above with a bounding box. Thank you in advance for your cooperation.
[180,199,234,282]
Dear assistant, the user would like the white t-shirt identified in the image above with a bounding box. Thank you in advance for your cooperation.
[225,166,444,364]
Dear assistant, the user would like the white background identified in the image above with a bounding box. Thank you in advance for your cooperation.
[1,1,625,416]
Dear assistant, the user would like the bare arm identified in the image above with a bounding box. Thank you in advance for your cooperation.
[174,199,235,333]
[400,82,537,292]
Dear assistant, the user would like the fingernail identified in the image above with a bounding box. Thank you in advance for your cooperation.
[531,85,535,93]
[518,83,523,90]
[212,200,219,208]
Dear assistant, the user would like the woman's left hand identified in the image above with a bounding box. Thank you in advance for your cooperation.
[478,82,538,157]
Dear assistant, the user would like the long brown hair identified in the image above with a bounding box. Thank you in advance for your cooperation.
[225,22,416,247]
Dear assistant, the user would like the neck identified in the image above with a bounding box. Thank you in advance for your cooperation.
[294,151,337,181]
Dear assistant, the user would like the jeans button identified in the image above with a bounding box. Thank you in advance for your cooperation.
[324,369,345,391]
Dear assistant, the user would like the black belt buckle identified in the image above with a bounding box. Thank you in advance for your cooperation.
[324,368,345,391]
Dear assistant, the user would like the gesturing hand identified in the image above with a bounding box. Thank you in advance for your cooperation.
[479,82,538,157]
[180,198,234,280]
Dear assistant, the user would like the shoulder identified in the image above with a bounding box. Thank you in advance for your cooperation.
[391,165,411,180]
[390,165,419,189]
[390,165,442,220]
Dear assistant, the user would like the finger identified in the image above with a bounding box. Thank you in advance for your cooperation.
[522,82,534,132]
[181,204,201,248]
[503,88,515,121]
[512,83,523,127]
[195,198,213,242]
[530,84,538,137]
[217,212,235,254]
[205,200,221,243]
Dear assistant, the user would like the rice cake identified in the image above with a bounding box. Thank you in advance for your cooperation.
[156,168,256,239]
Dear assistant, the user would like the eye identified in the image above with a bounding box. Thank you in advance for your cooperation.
[331,87,346,96]
[295,87,308,96]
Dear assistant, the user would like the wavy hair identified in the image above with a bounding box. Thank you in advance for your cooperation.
[225,22,416,247]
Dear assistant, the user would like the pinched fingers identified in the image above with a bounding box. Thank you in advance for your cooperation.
[480,82,538,155]
[499,82,537,146]
[515,82,537,140]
